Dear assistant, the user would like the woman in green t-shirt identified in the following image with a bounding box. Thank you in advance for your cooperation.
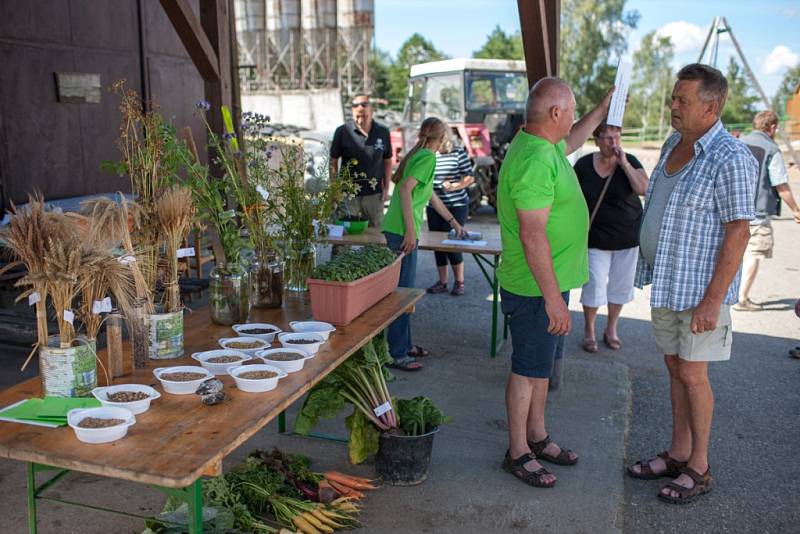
[381,117,467,371]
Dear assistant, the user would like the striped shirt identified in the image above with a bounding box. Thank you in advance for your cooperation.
[634,121,758,311]
[432,148,472,207]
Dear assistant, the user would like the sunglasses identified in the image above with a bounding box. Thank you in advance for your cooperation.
[351,102,370,108]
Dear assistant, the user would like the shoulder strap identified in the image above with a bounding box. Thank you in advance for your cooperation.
[589,173,614,227]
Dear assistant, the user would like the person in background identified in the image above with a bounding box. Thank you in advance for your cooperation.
[329,94,392,227]
[628,63,757,504]
[574,121,648,351]
[735,110,800,311]
[426,131,475,296]
[381,117,468,371]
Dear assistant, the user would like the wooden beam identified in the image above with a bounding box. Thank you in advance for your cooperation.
[159,0,220,81]
[518,0,560,88]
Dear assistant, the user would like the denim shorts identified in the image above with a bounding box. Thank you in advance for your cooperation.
[501,288,568,378]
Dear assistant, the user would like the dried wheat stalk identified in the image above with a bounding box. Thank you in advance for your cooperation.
[155,187,195,313]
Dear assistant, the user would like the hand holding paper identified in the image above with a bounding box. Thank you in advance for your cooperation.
[607,60,632,127]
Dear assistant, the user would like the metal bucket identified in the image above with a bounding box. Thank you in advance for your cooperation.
[39,335,97,397]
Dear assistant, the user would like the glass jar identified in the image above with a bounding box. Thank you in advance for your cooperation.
[209,264,250,325]
[284,242,316,292]
[249,253,284,308]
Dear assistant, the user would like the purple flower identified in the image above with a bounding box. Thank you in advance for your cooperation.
[194,99,211,111]
[265,150,274,160]
[222,132,236,140]
[234,150,243,158]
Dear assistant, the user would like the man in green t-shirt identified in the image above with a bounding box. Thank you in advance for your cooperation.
[498,77,614,488]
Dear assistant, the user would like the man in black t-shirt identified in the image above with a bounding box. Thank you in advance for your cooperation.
[330,94,393,227]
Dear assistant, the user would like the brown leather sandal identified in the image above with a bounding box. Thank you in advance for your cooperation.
[627,451,687,480]
[529,435,578,466]
[502,451,556,488]
[657,466,713,504]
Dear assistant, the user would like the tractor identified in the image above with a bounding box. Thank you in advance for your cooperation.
[390,58,528,213]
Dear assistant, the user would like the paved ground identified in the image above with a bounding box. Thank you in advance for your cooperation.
[0,156,797,533]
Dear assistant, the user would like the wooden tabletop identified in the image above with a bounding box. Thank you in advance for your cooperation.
[327,228,502,256]
[0,288,424,488]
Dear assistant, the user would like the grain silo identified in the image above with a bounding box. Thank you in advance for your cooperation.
[337,0,373,97]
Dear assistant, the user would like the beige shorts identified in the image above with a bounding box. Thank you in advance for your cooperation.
[651,305,733,362]
[745,223,773,259]
[341,193,385,228]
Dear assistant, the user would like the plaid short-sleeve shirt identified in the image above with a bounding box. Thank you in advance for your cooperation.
[635,121,758,311]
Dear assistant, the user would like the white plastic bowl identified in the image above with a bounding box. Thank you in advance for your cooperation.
[289,320,336,341]
[91,384,161,415]
[256,347,313,373]
[153,366,213,394]
[232,323,282,343]
[278,332,325,354]
[229,364,287,393]
[67,406,136,444]
[218,336,270,356]
[191,349,251,375]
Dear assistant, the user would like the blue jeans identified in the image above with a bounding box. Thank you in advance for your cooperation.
[383,232,417,361]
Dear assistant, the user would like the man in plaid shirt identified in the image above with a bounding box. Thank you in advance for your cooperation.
[627,64,757,504]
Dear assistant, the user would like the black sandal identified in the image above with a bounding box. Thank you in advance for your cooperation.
[657,466,712,504]
[502,451,556,488]
[407,345,430,358]
[529,435,578,466]
[386,356,423,371]
[627,451,687,480]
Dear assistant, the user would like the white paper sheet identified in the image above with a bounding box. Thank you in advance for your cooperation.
[441,239,487,247]
[607,60,632,127]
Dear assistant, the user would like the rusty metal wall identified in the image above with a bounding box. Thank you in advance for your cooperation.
[0,0,206,208]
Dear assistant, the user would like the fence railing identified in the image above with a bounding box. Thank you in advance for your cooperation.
[620,120,800,145]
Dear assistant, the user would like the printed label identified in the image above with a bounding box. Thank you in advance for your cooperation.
[28,292,41,306]
[373,401,393,417]
[63,309,75,324]
[176,247,195,258]
[118,255,137,264]
[92,297,113,315]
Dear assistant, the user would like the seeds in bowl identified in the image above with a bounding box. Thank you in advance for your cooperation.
[160,372,207,382]
[264,352,304,361]
[78,417,125,428]
[238,370,278,380]
[225,340,264,350]
[207,355,242,364]
[106,391,150,403]
[285,338,318,345]
[240,327,277,335]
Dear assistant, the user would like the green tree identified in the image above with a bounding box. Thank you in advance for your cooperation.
[721,57,759,126]
[772,65,800,116]
[626,30,674,135]
[473,25,523,60]
[560,0,640,116]
[369,47,393,102]
[385,33,448,110]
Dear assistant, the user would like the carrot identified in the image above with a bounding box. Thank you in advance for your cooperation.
[317,479,338,503]
[311,508,345,529]
[323,471,376,485]
[323,471,379,490]
[327,479,365,499]
[302,512,333,533]
[292,515,322,534]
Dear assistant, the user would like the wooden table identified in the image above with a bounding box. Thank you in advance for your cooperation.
[327,229,507,357]
[0,288,424,534]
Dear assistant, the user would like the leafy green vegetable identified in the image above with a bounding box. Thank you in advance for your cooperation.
[311,244,397,282]
[396,396,452,436]
[345,408,381,464]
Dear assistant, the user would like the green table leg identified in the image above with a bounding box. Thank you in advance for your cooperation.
[490,255,499,357]
[278,411,286,433]
[187,478,204,534]
[26,463,37,534]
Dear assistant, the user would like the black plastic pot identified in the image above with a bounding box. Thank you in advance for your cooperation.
[374,426,439,486]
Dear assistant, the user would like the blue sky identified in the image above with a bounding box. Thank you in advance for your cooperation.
[374,0,799,99]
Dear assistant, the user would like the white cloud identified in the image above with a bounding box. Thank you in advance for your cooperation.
[762,45,799,74]
[655,21,707,55]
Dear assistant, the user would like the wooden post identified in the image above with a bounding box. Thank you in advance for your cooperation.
[517,0,560,88]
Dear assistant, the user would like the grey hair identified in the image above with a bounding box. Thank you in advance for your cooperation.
[677,63,728,117]
[525,77,572,124]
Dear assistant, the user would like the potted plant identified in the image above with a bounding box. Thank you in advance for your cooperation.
[107,82,195,358]
[306,244,402,326]
[294,335,450,484]
[1,196,136,394]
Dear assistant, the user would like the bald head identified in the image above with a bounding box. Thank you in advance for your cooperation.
[525,77,574,125]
